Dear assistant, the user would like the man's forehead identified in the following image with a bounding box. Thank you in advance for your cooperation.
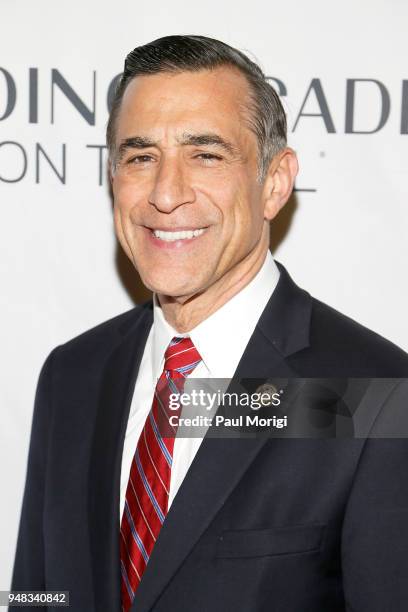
[117,67,254,145]
[121,66,252,111]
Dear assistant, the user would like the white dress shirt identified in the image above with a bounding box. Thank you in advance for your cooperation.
[119,251,280,521]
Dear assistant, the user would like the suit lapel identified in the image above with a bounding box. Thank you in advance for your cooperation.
[131,262,313,612]
[88,303,153,612]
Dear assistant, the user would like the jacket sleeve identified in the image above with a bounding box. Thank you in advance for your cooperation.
[10,348,59,604]
[341,379,408,611]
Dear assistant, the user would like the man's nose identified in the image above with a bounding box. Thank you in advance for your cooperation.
[148,156,195,212]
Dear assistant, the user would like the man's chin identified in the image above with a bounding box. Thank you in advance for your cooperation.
[142,275,203,301]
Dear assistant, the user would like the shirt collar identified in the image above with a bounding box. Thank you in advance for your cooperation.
[152,251,280,379]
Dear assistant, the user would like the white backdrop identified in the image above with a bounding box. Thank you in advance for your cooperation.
[1,0,407,590]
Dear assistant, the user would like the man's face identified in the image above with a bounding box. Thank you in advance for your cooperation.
[111,66,270,299]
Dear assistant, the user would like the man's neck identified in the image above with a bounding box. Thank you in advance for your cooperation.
[157,240,269,333]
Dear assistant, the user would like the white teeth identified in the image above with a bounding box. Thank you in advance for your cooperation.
[152,228,206,241]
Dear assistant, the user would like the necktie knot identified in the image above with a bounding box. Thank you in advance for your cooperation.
[163,336,202,377]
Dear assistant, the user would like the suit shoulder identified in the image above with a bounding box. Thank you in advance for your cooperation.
[308,297,408,376]
[55,300,153,358]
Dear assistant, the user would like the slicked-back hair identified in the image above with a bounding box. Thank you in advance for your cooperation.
[107,35,287,181]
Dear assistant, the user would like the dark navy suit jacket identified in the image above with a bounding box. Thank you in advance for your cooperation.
[11,262,408,611]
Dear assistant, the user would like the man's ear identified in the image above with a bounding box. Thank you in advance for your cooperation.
[262,148,299,221]
[108,160,114,186]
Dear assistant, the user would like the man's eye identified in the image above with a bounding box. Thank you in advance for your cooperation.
[195,153,222,162]
[128,155,154,164]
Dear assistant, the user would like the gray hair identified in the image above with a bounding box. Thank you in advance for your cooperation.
[106,35,287,181]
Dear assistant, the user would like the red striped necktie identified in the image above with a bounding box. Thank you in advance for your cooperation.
[120,336,202,611]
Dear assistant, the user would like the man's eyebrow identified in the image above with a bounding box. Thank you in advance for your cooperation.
[116,132,239,159]
[117,136,158,159]
[177,132,239,155]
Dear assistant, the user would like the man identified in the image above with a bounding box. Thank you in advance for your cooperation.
[11,35,408,611]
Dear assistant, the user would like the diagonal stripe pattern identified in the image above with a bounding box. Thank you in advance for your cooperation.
[120,336,202,612]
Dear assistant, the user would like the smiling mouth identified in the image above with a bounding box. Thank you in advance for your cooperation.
[149,227,208,242]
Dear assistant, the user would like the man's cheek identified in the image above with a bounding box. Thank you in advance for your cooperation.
[114,178,142,202]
